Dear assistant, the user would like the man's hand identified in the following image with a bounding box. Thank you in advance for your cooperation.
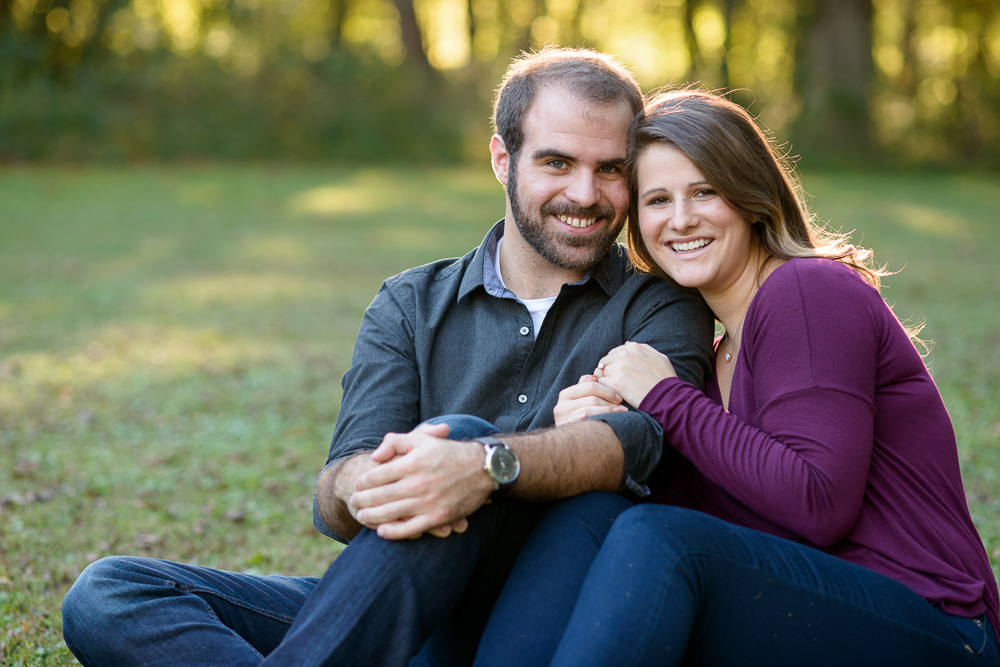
[553,374,628,426]
[350,425,494,540]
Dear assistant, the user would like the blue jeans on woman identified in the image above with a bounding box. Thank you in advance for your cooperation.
[61,415,632,667]
[490,502,998,666]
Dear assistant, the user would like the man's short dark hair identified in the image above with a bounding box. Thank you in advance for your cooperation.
[492,47,643,163]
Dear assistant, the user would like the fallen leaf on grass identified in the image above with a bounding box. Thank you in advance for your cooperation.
[132,533,163,549]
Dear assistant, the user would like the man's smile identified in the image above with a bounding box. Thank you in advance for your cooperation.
[557,214,599,229]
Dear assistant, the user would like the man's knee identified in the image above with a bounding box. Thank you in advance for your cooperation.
[63,556,139,654]
[421,414,499,441]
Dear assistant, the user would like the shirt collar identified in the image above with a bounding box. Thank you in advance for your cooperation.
[459,220,622,301]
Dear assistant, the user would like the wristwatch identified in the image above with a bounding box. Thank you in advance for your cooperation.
[478,436,520,491]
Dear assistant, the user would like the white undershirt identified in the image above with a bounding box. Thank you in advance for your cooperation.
[494,237,557,339]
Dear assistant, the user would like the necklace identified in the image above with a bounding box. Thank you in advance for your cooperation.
[723,305,750,363]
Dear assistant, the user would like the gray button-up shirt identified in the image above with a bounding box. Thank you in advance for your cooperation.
[316,222,714,542]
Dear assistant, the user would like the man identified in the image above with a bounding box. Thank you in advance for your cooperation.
[62,48,714,666]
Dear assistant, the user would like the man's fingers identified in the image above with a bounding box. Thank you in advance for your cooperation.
[354,495,422,528]
[426,525,452,538]
[376,514,446,541]
[370,432,405,463]
[562,380,622,403]
[413,422,451,437]
[354,454,412,492]
[370,423,449,464]
[351,469,419,511]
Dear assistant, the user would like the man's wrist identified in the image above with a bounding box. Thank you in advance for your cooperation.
[477,436,520,491]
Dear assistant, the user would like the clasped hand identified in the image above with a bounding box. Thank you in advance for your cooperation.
[349,422,493,541]
[554,342,677,426]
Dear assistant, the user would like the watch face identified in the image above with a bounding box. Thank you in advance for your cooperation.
[490,446,520,485]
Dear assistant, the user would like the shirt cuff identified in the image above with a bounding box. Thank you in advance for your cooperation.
[587,409,664,495]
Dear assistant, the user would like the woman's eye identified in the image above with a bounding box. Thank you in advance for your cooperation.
[696,189,716,198]
[647,196,668,205]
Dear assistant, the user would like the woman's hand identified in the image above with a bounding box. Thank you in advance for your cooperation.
[553,374,628,426]
[596,342,677,408]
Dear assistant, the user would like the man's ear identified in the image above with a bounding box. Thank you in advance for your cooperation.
[489,134,510,187]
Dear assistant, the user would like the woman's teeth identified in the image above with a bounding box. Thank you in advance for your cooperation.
[671,238,712,253]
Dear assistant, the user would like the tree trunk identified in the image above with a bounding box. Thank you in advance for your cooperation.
[684,0,706,84]
[793,0,875,165]
[719,0,736,90]
[330,0,350,50]
[467,0,477,52]
[393,0,432,71]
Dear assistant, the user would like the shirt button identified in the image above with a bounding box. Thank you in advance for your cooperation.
[519,326,530,336]
[517,394,528,404]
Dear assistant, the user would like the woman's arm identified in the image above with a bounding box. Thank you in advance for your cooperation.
[602,262,882,546]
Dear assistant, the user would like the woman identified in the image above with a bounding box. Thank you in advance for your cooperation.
[481,90,999,666]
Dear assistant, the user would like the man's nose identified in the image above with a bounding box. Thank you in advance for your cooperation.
[564,171,600,208]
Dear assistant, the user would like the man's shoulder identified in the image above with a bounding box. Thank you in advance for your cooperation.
[383,247,478,290]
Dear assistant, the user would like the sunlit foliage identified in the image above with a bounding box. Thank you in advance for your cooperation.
[1,0,997,165]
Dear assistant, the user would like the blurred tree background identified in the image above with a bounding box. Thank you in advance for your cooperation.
[1,0,998,167]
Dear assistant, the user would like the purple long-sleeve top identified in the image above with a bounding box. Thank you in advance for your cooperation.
[641,257,998,637]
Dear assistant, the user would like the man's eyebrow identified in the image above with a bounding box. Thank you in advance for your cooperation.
[529,150,627,167]
[531,148,575,162]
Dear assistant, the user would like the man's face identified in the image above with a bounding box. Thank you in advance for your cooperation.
[501,85,633,272]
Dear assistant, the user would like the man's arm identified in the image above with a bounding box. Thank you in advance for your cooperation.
[583,275,715,490]
[504,421,622,499]
[315,425,468,542]
[313,277,427,543]
[350,420,622,540]
[314,453,379,542]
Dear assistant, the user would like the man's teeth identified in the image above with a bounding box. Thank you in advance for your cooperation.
[671,238,712,252]
[557,214,597,228]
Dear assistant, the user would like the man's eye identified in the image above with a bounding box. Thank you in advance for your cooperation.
[598,165,621,175]
[549,160,566,169]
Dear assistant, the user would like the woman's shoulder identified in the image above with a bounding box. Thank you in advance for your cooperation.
[751,257,883,329]
[762,257,876,301]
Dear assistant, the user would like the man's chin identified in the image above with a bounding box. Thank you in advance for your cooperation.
[544,243,614,272]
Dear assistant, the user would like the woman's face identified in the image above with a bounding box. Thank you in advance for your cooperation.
[636,143,759,301]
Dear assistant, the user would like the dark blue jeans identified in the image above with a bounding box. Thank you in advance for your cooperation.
[510,503,998,667]
[62,416,630,666]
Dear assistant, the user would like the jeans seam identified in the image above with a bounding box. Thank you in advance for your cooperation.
[175,582,299,626]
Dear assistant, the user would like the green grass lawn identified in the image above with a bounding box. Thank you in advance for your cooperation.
[1,165,998,665]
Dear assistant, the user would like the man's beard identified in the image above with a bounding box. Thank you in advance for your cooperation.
[507,163,623,272]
